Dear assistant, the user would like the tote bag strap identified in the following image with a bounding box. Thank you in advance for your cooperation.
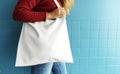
[53,0,61,8]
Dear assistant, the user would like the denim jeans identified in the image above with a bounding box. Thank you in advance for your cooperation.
[31,62,67,74]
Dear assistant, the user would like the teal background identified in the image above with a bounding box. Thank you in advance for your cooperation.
[0,0,120,74]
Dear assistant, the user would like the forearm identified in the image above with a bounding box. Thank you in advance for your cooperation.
[12,0,47,22]
[13,8,46,22]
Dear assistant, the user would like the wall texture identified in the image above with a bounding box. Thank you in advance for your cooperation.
[0,0,120,74]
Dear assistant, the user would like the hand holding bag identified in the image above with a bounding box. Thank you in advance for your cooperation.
[15,0,74,67]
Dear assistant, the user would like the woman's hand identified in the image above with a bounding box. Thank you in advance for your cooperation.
[46,7,66,19]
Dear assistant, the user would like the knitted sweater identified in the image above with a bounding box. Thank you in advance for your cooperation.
[12,0,62,22]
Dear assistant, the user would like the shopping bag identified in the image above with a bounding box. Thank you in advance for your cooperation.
[15,0,74,67]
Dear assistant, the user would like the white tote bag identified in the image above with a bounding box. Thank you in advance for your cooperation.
[15,0,74,67]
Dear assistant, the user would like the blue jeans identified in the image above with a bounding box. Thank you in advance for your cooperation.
[31,62,67,74]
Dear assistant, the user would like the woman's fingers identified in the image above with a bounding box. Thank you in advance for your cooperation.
[46,8,66,19]
[57,8,66,17]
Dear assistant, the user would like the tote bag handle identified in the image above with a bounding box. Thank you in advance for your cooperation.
[54,0,61,8]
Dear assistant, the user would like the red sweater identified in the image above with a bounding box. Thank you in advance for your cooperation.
[12,0,63,22]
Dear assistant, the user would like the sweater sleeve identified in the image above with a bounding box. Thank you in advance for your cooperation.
[12,0,46,22]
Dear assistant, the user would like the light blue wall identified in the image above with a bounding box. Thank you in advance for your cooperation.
[0,0,120,74]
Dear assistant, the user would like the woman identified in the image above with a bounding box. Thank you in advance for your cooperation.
[13,0,74,74]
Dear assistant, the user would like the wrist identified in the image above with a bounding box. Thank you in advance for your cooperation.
[46,12,51,19]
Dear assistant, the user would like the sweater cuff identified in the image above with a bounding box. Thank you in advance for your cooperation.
[40,11,46,21]
[36,11,46,22]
